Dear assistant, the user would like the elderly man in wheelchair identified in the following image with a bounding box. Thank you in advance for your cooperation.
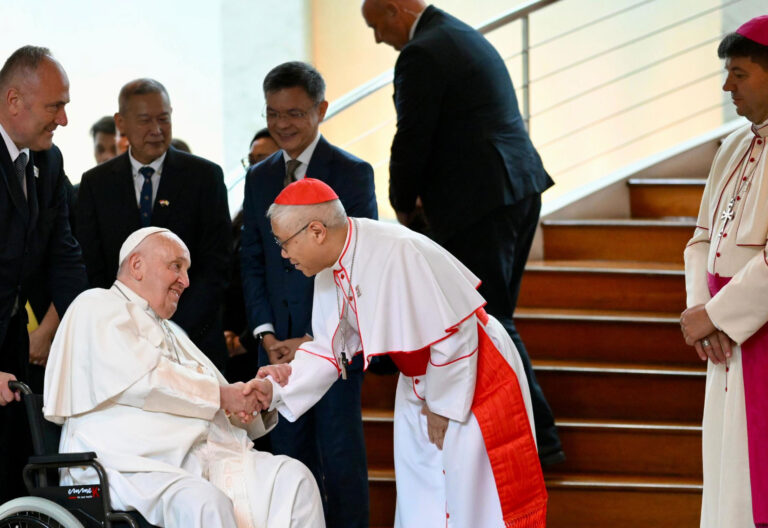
[0,227,323,528]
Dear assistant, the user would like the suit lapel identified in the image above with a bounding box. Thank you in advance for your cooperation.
[305,136,332,183]
[114,153,142,229]
[152,148,183,227]
[0,138,29,222]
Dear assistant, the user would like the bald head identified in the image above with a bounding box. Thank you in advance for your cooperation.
[118,232,191,319]
[361,0,426,51]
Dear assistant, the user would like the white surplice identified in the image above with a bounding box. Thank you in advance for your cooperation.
[268,218,536,528]
[684,121,768,528]
[43,282,324,528]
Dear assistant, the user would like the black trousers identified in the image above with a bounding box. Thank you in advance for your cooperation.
[441,194,562,455]
[0,313,32,503]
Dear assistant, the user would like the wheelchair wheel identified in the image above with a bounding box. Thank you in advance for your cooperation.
[0,497,83,528]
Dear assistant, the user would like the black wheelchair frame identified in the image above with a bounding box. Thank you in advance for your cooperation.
[0,380,155,528]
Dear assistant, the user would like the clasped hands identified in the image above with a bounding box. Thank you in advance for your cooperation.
[219,364,293,424]
[680,304,733,364]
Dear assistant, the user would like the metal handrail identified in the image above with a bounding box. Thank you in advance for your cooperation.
[324,0,561,124]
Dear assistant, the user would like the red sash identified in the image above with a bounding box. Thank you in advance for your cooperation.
[390,309,548,526]
[708,273,768,525]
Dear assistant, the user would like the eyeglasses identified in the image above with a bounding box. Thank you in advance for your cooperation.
[240,156,252,170]
[262,103,319,122]
[273,222,310,250]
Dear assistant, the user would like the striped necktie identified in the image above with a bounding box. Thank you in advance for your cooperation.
[139,166,154,227]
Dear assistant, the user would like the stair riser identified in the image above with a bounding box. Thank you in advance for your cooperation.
[554,427,701,478]
[542,225,692,263]
[537,369,705,421]
[519,270,685,312]
[362,374,398,410]
[369,480,396,526]
[547,487,701,527]
[630,184,704,218]
[517,318,699,366]
[364,420,394,469]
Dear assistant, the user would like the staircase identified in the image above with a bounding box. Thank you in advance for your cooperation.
[361,177,709,527]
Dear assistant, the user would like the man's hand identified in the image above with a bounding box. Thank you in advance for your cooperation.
[0,372,20,406]
[421,404,449,450]
[224,331,247,358]
[220,382,261,417]
[29,327,53,367]
[257,364,292,386]
[243,378,274,412]
[264,335,310,364]
[680,304,717,346]
[693,330,733,365]
[29,303,58,367]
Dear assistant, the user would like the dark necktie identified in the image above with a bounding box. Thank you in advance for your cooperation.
[284,159,301,187]
[14,152,27,199]
[139,166,154,227]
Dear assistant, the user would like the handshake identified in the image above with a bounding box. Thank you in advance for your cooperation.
[219,364,292,423]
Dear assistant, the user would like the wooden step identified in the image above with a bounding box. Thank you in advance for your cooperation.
[628,178,706,218]
[541,219,695,263]
[367,469,702,527]
[362,373,398,410]
[551,419,701,478]
[364,409,394,469]
[515,308,699,367]
[535,360,705,421]
[368,469,396,527]
[364,411,702,479]
[520,261,685,312]
[546,473,701,528]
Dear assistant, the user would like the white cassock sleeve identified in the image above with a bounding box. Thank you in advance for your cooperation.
[268,341,341,422]
[424,316,478,424]
[112,356,220,421]
[706,242,768,345]
[684,161,716,308]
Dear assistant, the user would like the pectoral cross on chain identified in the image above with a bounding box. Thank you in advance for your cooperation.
[719,199,735,237]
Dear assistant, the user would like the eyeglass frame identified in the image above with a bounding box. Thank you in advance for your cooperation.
[262,102,320,123]
[273,222,312,250]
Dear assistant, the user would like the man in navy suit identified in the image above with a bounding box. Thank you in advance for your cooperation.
[240,62,377,527]
[362,0,564,464]
[0,45,88,502]
[76,79,231,372]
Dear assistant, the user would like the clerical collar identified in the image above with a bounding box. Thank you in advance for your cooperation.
[753,118,768,138]
[331,218,355,272]
[112,280,150,312]
[408,7,426,41]
[0,122,30,165]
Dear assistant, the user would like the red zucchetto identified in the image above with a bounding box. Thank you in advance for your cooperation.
[737,15,768,47]
[274,178,339,205]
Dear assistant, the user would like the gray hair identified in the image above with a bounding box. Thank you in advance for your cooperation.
[118,78,170,113]
[0,45,54,91]
[267,200,347,232]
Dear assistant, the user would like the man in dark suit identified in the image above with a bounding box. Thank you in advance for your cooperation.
[240,62,377,527]
[0,45,88,502]
[361,0,564,464]
[76,79,231,372]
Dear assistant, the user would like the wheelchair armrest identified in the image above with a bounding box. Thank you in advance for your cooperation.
[28,452,97,465]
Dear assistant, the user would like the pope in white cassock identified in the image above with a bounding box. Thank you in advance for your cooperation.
[249,178,548,528]
[680,15,768,528]
[42,227,324,528]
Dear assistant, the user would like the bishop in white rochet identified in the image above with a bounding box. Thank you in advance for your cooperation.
[681,14,768,528]
[249,178,547,528]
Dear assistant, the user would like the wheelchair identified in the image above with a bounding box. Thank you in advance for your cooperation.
[0,381,158,528]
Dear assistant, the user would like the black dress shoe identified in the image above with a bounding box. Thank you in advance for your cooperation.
[539,449,566,467]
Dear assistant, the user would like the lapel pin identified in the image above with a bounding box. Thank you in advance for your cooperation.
[33,166,39,178]
[158,199,170,207]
